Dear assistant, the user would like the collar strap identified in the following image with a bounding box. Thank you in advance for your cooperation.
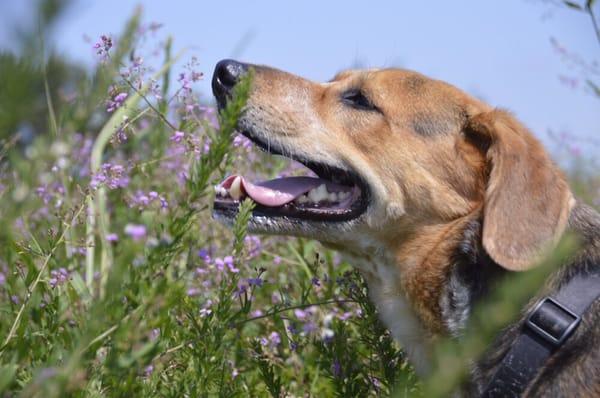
[482,270,600,397]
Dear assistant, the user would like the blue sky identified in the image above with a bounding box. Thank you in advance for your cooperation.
[1,0,599,156]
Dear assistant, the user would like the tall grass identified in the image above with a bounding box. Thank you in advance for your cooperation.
[0,12,413,397]
[0,6,598,397]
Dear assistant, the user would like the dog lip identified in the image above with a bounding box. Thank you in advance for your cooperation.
[213,128,371,223]
[238,129,359,186]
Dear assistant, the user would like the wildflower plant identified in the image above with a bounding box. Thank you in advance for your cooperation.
[0,10,417,398]
[0,3,598,397]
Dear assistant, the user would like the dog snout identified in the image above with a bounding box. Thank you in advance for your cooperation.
[212,59,249,106]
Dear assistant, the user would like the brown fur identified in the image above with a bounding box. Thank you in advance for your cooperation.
[213,61,600,395]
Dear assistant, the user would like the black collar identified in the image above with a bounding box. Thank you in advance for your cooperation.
[481,269,600,397]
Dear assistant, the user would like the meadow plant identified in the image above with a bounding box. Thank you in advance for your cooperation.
[0,13,412,397]
[0,3,598,397]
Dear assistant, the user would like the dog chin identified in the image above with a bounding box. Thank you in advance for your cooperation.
[212,207,365,244]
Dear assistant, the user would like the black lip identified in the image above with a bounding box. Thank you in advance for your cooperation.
[239,129,359,187]
[213,197,366,222]
[213,129,370,222]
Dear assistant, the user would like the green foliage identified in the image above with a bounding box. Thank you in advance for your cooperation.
[0,4,598,398]
[0,10,415,397]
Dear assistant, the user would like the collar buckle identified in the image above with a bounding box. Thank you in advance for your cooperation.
[525,296,581,347]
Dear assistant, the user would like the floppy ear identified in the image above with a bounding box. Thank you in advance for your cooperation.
[466,109,573,271]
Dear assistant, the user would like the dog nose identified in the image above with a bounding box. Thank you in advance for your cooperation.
[212,59,248,105]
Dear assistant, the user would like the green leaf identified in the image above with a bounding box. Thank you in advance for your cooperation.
[0,363,18,392]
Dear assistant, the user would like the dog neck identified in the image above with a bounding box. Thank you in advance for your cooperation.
[339,210,503,374]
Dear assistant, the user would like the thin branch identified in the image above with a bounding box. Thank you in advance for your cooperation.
[0,201,87,354]
[122,77,178,131]
[587,4,600,47]
[233,299,358,327]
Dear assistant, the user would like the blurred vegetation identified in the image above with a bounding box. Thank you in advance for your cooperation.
[0,1,597,397]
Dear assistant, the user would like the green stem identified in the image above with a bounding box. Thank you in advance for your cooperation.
[85,49,186,297]
[233,299,357,327]
[0,201,86,355]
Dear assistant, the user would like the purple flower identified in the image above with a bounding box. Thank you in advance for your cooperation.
[332,360,342,378]
[0,272,5,286]
[302,321,317,334]
[287,323,299,334]
[294,309,308,320]
[124,224,147,241]
[269,331,281,347]
[198,248,211,262]
[187,287,201,297]
[214,256,239,273]
[130,190,167,210]
[244,235,262,258]
[93,34,112,60]
[214,257,225,271]
[170,131,185,143]
[144,365,154,377]
[251,309,263,317]
[234,283,248,298]
[90,163,129,190]
[338,311,353,321]
[233,134,252,149]
[247,277,263,287]
[115,92,128,102]
[49,268,70,288]
[106,233,119,242]
[224,256,239,273]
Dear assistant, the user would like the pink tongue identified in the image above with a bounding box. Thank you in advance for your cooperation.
[220,175,335,207]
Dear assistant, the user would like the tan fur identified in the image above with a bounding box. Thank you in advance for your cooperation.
[466,110,574,270]
[236,64,575,368]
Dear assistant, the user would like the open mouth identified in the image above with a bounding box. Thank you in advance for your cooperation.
[213,133,369,222]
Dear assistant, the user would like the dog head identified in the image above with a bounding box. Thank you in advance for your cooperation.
[212,60,573,271]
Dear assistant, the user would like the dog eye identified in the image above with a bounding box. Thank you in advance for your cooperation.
[341,89,378,112]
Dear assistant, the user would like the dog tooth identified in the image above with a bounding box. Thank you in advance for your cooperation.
[296,195,308,204]
[309,184,329,202]
[328,192,338,202]
[307,189,319,203]
[229,176,243,200]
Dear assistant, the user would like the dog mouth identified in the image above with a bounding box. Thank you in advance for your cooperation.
[213,131,369,223]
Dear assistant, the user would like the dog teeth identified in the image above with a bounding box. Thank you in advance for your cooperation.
[295,185,351,205]
[296,194,309,204]
[214,185,227,197]
[307,184,329,203]
[229,176,243,200]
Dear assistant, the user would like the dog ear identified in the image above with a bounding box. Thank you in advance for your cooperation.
[466,109,573,271]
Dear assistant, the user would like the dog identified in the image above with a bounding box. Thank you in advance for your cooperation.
[211,59,600,396]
